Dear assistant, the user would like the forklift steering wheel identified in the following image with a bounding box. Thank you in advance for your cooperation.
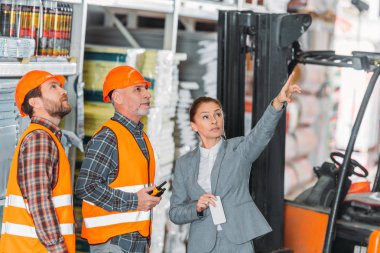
[330,152,368,178]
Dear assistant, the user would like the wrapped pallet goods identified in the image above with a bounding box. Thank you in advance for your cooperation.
[284,65,322,199]
[145,50,180,253]
[198,40,217,98]
[175,82,199,157]
[146,50,178,178]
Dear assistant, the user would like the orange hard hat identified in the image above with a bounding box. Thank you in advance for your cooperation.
[102,65,151,103]
[15,70,66,117]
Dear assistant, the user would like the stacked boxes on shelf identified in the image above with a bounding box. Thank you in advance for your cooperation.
[284,65,322,199]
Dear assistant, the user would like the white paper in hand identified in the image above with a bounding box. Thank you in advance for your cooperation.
[209,196,226,225]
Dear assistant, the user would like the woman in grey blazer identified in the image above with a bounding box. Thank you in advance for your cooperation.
[169,74,301,253]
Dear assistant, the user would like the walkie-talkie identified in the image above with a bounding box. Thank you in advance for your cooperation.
[148,181,167,197]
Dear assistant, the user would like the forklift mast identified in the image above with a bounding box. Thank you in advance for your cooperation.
[217,11,311,252]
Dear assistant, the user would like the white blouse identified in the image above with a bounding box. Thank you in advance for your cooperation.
[197,139,223,193]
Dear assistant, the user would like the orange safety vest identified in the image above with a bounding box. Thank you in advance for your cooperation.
[0,123,76,253]
[81,119,156,245]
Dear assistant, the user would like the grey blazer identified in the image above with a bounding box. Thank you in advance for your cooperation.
[169,104,285,253]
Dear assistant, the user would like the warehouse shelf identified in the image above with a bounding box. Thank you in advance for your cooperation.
[86,0,174,13]
[0,61,77,77]
[179,0,238,20]
[63,0,82,4]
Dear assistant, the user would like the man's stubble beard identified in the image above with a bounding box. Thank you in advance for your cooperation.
[43,97,72,119]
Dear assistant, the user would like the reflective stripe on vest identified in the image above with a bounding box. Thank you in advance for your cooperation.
[1,223,74,237]
[83,185,145,206]
[82,184,149,228]
[5,194,72,210]
[83,211,151,229]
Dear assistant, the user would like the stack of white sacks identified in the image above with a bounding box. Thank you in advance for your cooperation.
[284,0,336,199]
[174,39,217,157]
[146,50,180,253]
[199,40,217,98]
[284,65,322,199]
[176,82,199,156]
[147,50,179,181]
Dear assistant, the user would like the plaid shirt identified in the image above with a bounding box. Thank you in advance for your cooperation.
[18,117,68,253]
[75,112,150,252]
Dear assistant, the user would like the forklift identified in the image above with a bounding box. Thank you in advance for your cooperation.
[217,10,380,253]
[284,55,380,253]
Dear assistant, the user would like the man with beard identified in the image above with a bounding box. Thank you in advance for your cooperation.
[0,70,76,253]
[76,66,161,253]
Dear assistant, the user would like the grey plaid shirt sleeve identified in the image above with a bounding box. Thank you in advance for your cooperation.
[75,128,138,212]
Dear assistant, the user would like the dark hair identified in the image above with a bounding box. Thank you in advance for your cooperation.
[21,86,42,117]
[189,96,223,122]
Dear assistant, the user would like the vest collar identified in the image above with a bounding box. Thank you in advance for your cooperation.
[112,112,144,133]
